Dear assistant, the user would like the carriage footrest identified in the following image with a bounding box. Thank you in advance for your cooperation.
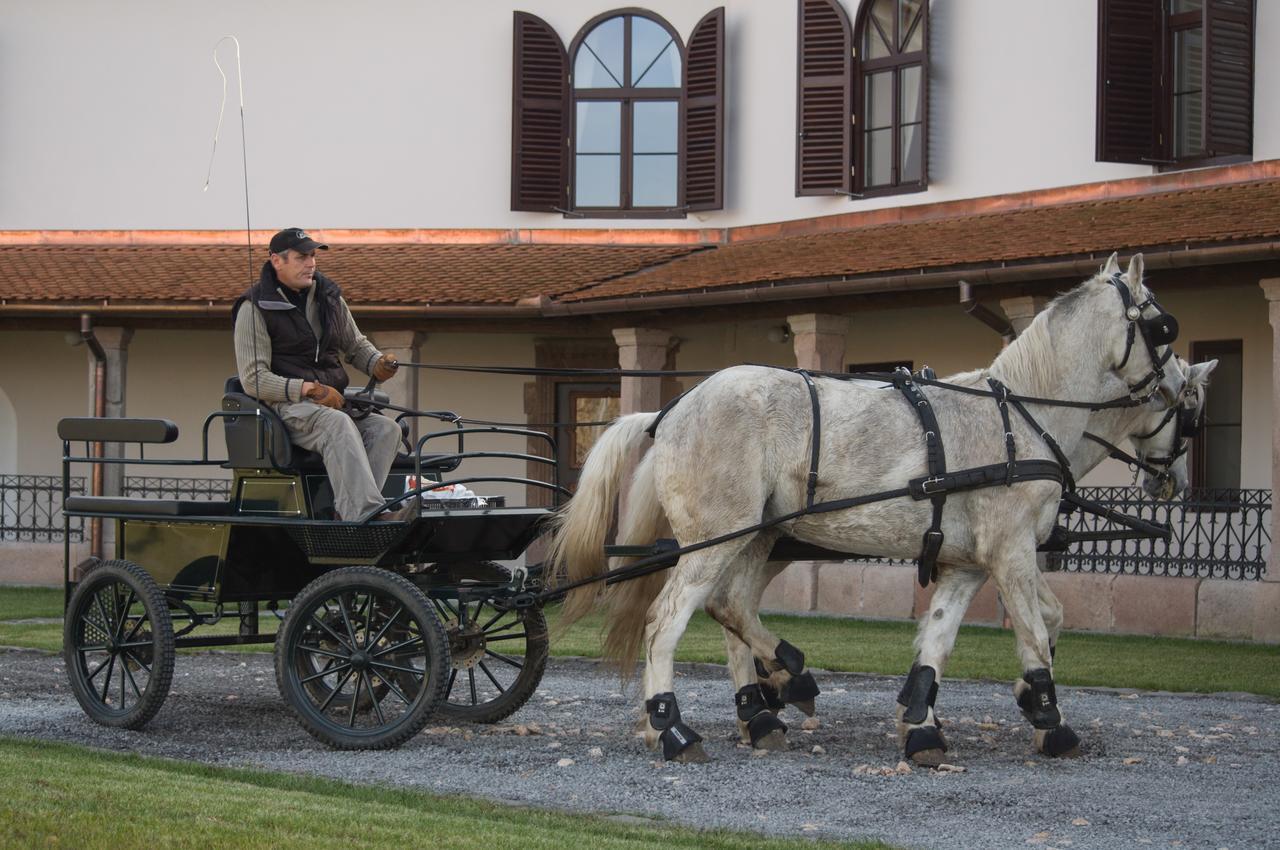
[604,539,680,559]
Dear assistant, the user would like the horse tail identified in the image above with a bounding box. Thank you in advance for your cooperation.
[548,412,658,628]
[600,447,673,679]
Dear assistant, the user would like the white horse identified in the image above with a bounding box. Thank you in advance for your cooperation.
[686,350,1213,757]
[550,254,1184,762]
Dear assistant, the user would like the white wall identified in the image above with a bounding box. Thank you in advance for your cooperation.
[2,0,1275,232]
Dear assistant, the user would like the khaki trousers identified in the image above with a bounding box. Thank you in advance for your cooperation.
[277,401,402,521]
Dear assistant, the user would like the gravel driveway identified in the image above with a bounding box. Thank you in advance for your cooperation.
[1,648,1275,850]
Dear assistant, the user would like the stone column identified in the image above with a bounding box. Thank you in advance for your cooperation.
[372,331,426,444]
[1255,279,1280,641]
[999,295,1049,337]
[787,313,848,372]
[93,327,133,557]
[612,328,671,415]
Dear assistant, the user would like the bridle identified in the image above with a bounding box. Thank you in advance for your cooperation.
[1108,272,1178,396]
[1133,392,1204,471]
[1081,387,1203,492]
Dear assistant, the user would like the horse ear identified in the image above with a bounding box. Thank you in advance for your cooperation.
[1101,252,1121,277]
[1124,253,1145,293]
[1189,358,1218,386]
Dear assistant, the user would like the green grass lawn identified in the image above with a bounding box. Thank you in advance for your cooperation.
[4,585,1278,696]
[0,738,892,850]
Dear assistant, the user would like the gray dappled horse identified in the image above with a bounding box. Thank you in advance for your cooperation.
[549,254,1184,763]
[598,353,1212,764]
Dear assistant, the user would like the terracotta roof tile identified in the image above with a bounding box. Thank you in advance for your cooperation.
[562,179,1280,302]
[2,177,1277,312]
[0,243,703,306]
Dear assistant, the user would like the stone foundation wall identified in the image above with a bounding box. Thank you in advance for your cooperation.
[760,560,1278,643]
[0,541,89,586]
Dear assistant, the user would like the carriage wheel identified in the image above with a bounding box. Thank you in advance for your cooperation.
[275,567,448,750]
[293,608,387,712]
[63,559,175,730]
[431,568,549,724]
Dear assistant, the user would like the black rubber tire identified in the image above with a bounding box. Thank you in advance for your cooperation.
[431,574,549,724]
[275,567,449,750]
[63,559,175,730]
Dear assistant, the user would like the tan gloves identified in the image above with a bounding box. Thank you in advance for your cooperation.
[372,353,399,382]
[303,382,345,409]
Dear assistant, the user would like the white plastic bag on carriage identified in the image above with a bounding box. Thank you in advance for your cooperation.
[421,482,487,508]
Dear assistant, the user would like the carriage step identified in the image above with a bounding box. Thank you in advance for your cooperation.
[604,539,680,559]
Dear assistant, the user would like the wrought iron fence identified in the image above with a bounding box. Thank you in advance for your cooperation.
[123,476,231,500]
[1045,487,1270,580]
[0,475,83,542]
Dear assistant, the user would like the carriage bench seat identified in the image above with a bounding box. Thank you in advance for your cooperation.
[63,496,233,517]
[223,378,461,475]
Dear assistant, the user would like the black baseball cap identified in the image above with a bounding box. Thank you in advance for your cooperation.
[269,228,329,255]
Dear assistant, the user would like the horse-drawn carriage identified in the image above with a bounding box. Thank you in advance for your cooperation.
[57,254,1210,765]
[58,379,561,749]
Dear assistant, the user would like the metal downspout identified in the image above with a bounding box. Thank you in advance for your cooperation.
[958,280,1016,344]
[80,314,106,561]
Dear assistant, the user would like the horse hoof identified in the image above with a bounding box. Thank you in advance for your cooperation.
[671,741,711,763]
[754,729,789,751]
[1035,725,1082,758]
[790,699,816,717]
[909,748,947,768]
[904,725,948,766]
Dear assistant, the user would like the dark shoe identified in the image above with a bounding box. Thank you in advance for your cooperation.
[381,495,422,522]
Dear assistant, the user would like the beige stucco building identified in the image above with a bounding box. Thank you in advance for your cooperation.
[2,0,1278,640]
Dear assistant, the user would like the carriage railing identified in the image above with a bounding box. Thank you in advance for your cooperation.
[0,475,84,542]
[1044,487,1270,580]
[414,424,568,506]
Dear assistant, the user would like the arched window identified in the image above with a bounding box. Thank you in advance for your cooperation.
[512,9,724,217]
[795,0,927,198]
[571,12,683,212]
[853,0,927,194]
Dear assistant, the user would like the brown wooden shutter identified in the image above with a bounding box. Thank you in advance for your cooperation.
[684,7,725,211]
[1204,0,1255,157]
[796,0,851,195]
[512,12,569,212]
[1096,0,1158,164]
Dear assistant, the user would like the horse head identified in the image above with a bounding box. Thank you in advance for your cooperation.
[1097,252,1182,406]
[1130,356,1216,499]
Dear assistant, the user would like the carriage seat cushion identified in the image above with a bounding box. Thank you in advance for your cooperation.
[64,496,233,517]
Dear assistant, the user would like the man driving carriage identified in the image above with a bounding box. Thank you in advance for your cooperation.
[231,227,416,522]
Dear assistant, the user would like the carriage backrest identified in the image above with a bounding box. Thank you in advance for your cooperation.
[222,377,295,469]
[57,417,179,444]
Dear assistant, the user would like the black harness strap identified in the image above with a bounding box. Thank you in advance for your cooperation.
[797,370,821,509]
[892,368,947,586]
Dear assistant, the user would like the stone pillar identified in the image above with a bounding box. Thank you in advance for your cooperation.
[93,327,133,557]
[999,295,1049,337]
[372,331,426,444]
[1255,279,1280,641]
[612,328,671,415]
[787,313,848,371]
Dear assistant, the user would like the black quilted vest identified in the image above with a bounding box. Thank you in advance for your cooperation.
[232,262,349,392]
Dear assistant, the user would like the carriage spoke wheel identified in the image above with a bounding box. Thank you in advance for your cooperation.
[431,571,549,724]
[276,567,448,750]
[63,559,175,730]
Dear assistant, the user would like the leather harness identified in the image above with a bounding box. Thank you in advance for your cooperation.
[533,277,1180,604]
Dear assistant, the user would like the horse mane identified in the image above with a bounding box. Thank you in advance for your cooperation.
[986,274,1104,396]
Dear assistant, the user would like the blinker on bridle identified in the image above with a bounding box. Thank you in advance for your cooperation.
[1109,272,1179,395]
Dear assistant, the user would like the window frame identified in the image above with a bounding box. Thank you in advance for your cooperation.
[851,0,928,198]
[1096,0,1255,169]
[568,9,687,218]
